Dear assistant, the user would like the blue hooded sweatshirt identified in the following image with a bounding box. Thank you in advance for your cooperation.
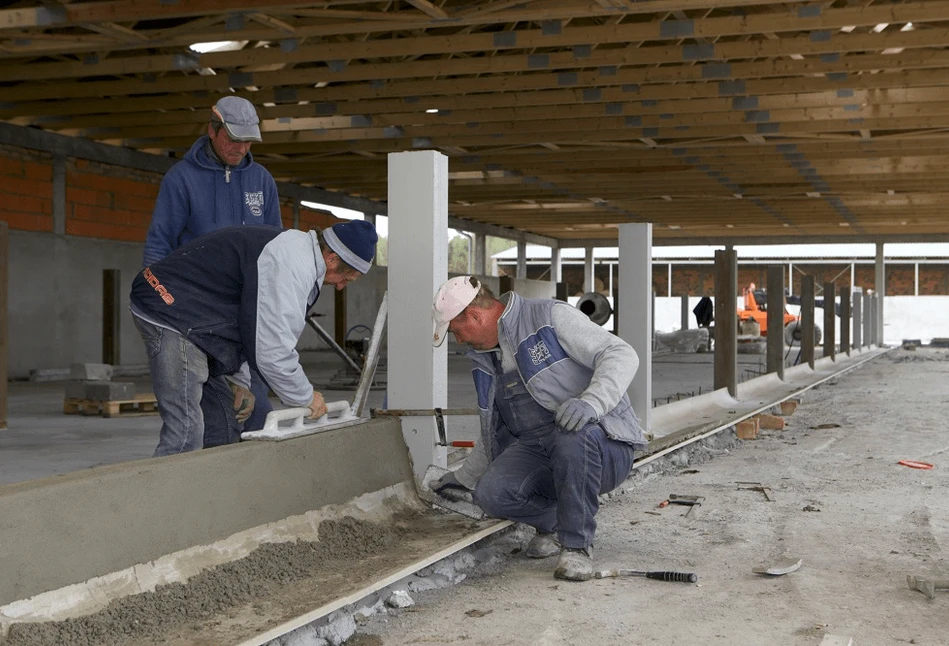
[142,136,282,266]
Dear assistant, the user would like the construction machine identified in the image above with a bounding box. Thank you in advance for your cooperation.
[737,283,822,345]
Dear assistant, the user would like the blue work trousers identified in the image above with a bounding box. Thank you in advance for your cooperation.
[134,317,243,456]
[472,370,636,549]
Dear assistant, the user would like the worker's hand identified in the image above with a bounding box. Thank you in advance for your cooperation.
[432,471,470,502]
[307,391,327,419]
[555,398,598,432]
[229,383,255,424]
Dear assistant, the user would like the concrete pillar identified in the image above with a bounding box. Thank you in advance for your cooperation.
[386,150,449,480]
[875,243,885,345]
[766,265,784,379]
[291,202,300,229]
[863,290,872,348]
[852,287,863,348]
[516,240,527,280]
[584,246,595,294]
[617,223,652,432]
[53,155,66,236]
[868,292,877,346]
[680,295,689,331]
[550,246,562,286]
[839,286,851,356]
[800,275,815,369]
[713,249,738,397]
[823,281,836,360]
[474,233,486,276]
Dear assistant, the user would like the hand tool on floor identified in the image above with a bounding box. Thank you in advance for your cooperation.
[753,557,803,576]
[418,464,486,520]
[595,569,698,583]
[668,493,704,517]
[736,481,774,501]
[906,574,949,599]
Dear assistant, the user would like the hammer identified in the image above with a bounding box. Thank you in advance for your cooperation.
[906,574,949,599]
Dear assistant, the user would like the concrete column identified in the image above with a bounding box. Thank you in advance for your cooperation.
[386,151,449,480]
[852,287,863,348]
[667,263,672,297]
[550,246,562,286]
[823,281,836,360]
[680,295,689,331]
[474,233,486,276]
[766,265,785,379]
[839,286,851,356]
[863,290,872,348]
[915,262,919,296]
[516,240,527,280]
[875,243,885,346]
[713,249,738,397]
[291,201,300,229]
[617,223,652,432]
[584,246,595,294]
[788,262,793,296]
[868,293,877,346]
[800,275,815,369]
[102,269,121,366]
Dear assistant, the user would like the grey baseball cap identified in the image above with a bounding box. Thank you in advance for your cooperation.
[211,96,262,142]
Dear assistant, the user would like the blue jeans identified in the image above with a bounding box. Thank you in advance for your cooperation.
[472,370,636,549]
[134,316,243,456]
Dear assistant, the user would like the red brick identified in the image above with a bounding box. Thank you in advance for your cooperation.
[736,418,759,440]
[23,161,52,182]
[756,413,785,430]
[66,186,111,207]
[114,192,156,214]
[0,212,54,232]
[7,178,53,200]
[2,193,50,215]
[0,156,24,177]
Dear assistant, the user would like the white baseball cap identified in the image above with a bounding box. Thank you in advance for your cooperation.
[432,276,481,347]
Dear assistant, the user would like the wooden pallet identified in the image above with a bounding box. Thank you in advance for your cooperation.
[63,393,159,418]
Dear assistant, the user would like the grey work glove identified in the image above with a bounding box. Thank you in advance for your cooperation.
[229,382,255,424]
[555,398,598,432]
[432,471,471,502]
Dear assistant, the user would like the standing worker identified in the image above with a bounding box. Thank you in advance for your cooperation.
[430,276,647,581]
[143,95,283,437]
[130,220,378,457]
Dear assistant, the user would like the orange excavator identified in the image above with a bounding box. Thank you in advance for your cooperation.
[737,283,821,345]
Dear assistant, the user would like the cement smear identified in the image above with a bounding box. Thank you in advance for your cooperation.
[3,516,409,646]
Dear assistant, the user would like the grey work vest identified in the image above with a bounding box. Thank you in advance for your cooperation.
[468,293,647,460]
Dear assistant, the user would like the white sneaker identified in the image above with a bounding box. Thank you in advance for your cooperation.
[554,547,594,581]
[525,532,561,559]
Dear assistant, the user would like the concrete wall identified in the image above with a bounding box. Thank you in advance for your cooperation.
[0,417,409,606]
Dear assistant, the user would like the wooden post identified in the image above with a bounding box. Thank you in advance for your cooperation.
[823,281,836,360]
[334,288,347,348]
[713,249,737,397]
[766,265,785,379]
[0,221,7,430]
[800,276,815,369]
[102,269,121,366]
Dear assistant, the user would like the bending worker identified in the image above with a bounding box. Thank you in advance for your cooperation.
[143,95,283,435]
[130,219,378,457]
[431,276,647,582]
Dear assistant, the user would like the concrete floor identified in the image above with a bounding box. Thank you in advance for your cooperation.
[0,347,774,487]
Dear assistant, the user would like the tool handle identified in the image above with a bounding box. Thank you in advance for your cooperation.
[645,571,698,583]
[262,401,350,432]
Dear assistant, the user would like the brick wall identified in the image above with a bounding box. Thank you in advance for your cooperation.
[0,145,54,233]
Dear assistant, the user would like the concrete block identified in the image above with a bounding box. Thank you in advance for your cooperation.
[736,419,759,440]
[757,413,785,430]
[64,380,107,400]
[779,399,799,416]
[69,363,114,381]
[84,381,135,401]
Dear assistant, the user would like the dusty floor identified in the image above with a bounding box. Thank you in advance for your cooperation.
[345,348,949,646]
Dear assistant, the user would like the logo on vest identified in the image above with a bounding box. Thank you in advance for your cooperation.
[245,191,264,217]
[143,267,175,305]
[527,340,552,365]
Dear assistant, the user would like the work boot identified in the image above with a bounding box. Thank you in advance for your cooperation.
[554,546,594,582]
[525,532,561,559]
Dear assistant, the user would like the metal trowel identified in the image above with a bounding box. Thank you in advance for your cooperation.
[418,465,486,520]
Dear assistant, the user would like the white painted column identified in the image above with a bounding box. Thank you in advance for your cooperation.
[618,223,652,433]
[915,262,919,296]
[386,151,449,480]
[875,242,885,345]
[584,245,595,293]
[474,233,487,276]
[550,247,562,285]
[516,240,528,279]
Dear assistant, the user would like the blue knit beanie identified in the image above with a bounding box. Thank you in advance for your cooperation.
[324,220,378,274]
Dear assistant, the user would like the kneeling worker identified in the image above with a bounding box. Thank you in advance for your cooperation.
[130,220,378,457]
[430,276,647,581]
